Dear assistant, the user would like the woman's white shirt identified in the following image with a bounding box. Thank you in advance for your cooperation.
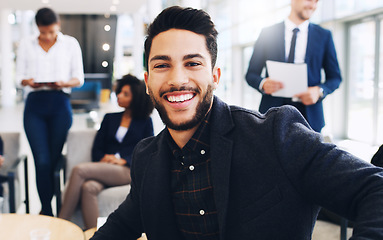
[114,126,128,159]
[115,126,128,143]
[16,32,84,95]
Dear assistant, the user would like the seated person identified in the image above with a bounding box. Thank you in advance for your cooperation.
[58,74,154,229]
[0,135,5,211]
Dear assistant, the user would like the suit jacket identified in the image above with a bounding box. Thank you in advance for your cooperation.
[91,112,154,166]
[92,97,383,240]
[246,22,342,132]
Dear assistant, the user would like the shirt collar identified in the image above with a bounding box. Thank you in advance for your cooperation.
[167,110,212,155]
[33,32,63,44]
[285,18,309,33]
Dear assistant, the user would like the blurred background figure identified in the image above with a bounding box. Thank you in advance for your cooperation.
[58,74,154,230]
[245,0,341,133]
[16,7,84,216]
[0,135,5,212]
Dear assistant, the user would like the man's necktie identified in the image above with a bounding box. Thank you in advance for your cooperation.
[287,28,299,63]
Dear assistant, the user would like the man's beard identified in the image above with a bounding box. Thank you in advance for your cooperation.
[297,10,311,21]
[148,84,214,131]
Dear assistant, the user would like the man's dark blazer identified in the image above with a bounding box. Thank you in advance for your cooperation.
[246,22,342,132]
[91,112,154,166]
[92,97,383,240]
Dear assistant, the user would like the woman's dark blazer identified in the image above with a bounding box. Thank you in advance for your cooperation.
[91,112,154,167]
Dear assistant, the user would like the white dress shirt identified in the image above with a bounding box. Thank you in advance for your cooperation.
[114,126,128,159]
[259,18,309,91]
[16,32,84,94]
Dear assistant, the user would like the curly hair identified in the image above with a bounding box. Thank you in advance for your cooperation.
[115,74,154,119]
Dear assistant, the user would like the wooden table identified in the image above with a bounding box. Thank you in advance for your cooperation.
[85,228,148,240]
[0,214,84,240]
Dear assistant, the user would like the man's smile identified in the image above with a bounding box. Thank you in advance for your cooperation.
[164,92,195,103]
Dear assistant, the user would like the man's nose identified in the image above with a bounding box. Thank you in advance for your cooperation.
[167,66,189,86]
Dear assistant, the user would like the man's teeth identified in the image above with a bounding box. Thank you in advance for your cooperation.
[167,94,193,103]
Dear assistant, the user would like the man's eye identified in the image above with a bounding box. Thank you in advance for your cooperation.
[154,64,169,69]
[186,62,201,67]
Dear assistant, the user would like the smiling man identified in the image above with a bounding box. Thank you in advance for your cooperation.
[91,6,383,240]
[145,27,219,146]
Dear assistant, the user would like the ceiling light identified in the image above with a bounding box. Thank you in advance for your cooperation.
[113,0,120,5]
[104,25,111,32]
[110,5,117,12]
[102,43,110,51]
[102,61,109,68]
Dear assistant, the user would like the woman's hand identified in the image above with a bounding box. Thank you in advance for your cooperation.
[100,154,116,163]
[100,154,127,166]
[33,78,81,90]
[45,81,66,89]
[21,78,45,88]
[0,155,4,168]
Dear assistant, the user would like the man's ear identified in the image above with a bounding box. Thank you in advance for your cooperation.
[212,66,221,90]
[144,71,149,95]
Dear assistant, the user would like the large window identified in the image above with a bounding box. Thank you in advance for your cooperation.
[347,16,383,145]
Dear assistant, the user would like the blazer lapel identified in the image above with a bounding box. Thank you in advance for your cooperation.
[210,97,235,240]
[305,24,317,66]
[121,118,136,143]
[110,112,123,141]
[141,132,182,239]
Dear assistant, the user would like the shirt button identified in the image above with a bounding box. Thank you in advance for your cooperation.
[189,165,195,171]
[199,209,205,216]
[200,150,205,155]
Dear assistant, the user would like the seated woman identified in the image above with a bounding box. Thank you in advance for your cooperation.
[0,135,5,200]
[58,74,154,229]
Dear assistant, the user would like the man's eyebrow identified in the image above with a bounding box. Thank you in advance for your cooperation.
[183,54,204,61]
[150,55,171,62]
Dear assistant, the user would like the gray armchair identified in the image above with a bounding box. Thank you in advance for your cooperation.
[0,131,29,213]
[55,129,131,228]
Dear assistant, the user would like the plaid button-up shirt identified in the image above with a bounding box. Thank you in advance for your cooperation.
[167,111,219,240]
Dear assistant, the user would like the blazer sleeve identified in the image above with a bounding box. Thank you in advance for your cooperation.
[272,106,383,238]
[245,29,267,92]
[319,31,342,98]
[144,118,154,138]
[91,114,110,162]
[90,143,144,240]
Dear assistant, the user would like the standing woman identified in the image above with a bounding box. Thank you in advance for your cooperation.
[59,75,154,229]
[16,8,84,216]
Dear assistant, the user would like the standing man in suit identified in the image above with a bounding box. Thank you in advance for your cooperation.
[246,0,341,132]
[91,6,383,240]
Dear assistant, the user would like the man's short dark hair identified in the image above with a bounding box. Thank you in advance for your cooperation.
[144,6,218,71]
[35,8,59,26]
[115,74,154,119]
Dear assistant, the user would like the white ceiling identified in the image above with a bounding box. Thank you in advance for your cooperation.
[0,0,146,14]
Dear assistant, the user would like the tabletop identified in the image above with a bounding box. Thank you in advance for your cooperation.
[0,213,84,240]
[85,227,148,240]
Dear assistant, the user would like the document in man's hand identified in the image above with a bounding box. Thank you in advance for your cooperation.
[266,60,308,98]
